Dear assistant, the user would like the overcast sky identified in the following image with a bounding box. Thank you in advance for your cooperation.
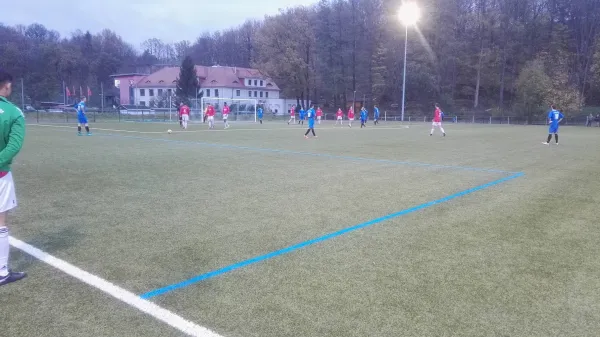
[4,0,318,46]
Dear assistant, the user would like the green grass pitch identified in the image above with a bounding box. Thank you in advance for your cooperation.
[2,121,600,337]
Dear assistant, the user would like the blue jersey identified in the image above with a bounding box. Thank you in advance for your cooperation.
[300,109,305,119]
[307,109,315,128]
[76,101,86,116]
[374,107,380,118]
[548,109,564,133]
[360,110,367,120]
[257,108,264,119]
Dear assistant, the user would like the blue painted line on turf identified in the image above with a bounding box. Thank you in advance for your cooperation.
[139,172,524,299]
[94,132,516,174]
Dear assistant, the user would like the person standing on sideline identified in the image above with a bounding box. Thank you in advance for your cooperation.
[288,105,296,125]
[257,106,264,124]
[76,96,92,136]
[222,102,230,129]
[373,105,380,125]
[430,103,446,137]
[304,105,317,139]
[0,69,27,287]
[316,107,323,124]
[543,105,564,145]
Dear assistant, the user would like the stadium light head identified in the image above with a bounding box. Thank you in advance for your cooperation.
[398,2,421,26]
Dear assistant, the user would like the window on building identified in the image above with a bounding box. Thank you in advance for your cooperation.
[140,101,146,106]
[167,89,172,96]
[248,91,252,97]
[206,89,211,97]
[140,89,145,97]
[149,89,154,97]
[254,91,258,97]
[260,91,263,98]
[265,91,269,98]
[158,89,163,96]
[236,90,241,97]
[260,80,263,86]
[215,89,219,97]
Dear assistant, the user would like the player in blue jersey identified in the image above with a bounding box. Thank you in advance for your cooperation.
[299,107,306,125]
[543,105,564,145]
[373,105,380,125]
[304,105,317,138]
[257,106,264,124]
[360,107,368,128]
[76,97,91,136]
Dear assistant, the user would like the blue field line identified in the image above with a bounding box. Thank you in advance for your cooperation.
[94,132,515,174]
[139,172,524,299]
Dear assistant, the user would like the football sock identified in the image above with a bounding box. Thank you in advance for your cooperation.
[78,126,82,133]
[311,129,316,136]
[440,127,445,134]
[547,134,552,143]
[85,126,90,133]
[305,129,310,136]
[555,134,559,143]
[0,227,9,278]
[430,129,434,135]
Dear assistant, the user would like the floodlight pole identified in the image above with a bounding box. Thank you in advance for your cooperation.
[401,25,408,123]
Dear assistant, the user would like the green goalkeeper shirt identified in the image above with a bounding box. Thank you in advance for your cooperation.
[0,96,25,172]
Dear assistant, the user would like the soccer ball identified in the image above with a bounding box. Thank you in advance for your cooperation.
[167,129,172,134]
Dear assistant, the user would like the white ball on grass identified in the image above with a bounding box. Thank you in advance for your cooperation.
[167,129,173,134]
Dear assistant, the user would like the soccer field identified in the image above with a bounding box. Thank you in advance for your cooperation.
[3,121,600,337]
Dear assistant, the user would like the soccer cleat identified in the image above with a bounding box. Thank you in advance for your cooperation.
[555,143,559,145]
[304,135,309,139]
[0,271,27,287]
[443,133,446,137]
[87,133,92,136]
[542,142,549,145]
[78,132,82,136]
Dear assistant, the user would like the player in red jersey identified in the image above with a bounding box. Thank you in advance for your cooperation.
[179,103,191,129]
[316,107,323,124]
[335,108,344,126]
[347,107,355,128]
[430,103,446,136]
[178,103,184,128]
[288,105,296,125]
[206,104,216,129]
[222,102,230,129]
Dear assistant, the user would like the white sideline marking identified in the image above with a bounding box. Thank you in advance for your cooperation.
[9,236,224,337]
[30,123,412,134]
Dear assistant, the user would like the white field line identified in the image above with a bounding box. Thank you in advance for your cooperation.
[29,123,411,134]
[9,236,224,337]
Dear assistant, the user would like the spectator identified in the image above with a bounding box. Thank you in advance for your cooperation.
[587,113,593,127]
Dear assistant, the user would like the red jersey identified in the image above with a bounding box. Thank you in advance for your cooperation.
[433,108,442,123]
[290,107,296,116]
[348,109,355,119]
[206,106,216,117]
[316,108,323,117]
[223,106,230,115]
[179,105,190,116]
[336,110,343,117]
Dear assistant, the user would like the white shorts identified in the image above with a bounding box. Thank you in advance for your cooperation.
[317,116,321,120]
[337,116,343,120]
[207,116,215,122]
[349,118,354,121]
[0,172,17,213]
[432,122,442,127]
[223,115,228,120]
[181,115,189,122]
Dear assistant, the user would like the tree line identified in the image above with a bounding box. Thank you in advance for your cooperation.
[1,0,600,120]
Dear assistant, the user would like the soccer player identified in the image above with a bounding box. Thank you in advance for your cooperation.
[257,106,264,124]
[373,105,380,125]
[0,69,27,287]
[347,106,355,128]
[179,103,190,130]
[76,96,91,136]
[304,105,317,138]
[360,107,368,128]
[316,107,323,124]
[336,108,344,126]
[288,105,296,125]
[222,102,230,129]
[543,105,564,145]
[299,106,305,125]
[178,103,184,128]
[206,104,216,129]
[430,103,446,136]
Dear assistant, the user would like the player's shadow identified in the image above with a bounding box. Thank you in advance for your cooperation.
[11,227,83,271]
